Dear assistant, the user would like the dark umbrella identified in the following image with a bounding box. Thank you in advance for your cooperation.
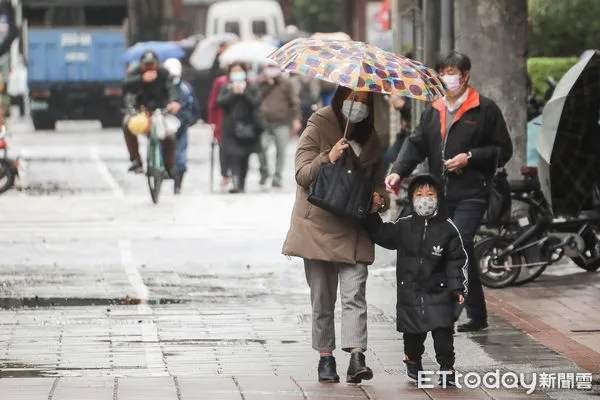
[536,50,600,216]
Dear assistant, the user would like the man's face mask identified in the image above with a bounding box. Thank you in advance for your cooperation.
[173,77,181,85]
[342,100,369,123]
[441,74,463,95]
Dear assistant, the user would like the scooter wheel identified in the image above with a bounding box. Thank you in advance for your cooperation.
[0,159,15,194]
[475,237,522,288]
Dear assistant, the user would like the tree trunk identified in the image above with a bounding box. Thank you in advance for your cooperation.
[454,0,528,178]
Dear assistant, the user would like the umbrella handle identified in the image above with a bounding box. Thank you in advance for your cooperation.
[342,90,357,139]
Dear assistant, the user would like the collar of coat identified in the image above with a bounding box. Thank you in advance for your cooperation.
[433,87,481,140]
[308,106,382,165]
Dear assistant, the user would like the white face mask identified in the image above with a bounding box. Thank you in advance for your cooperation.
[173,77,181,85]
[342,100,369,123]
[413,196,438,217]
[442,74,463,94]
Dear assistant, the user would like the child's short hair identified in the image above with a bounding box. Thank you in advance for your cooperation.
[413,181,437,193]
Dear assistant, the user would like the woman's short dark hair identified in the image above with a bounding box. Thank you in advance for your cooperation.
[228,62,247,73]
[330,86,375,146]
[436,51,471,74]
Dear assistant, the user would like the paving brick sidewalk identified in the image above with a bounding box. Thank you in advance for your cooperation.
[485,264,600,375]
[0,375,558,400]
[0,296,597,399]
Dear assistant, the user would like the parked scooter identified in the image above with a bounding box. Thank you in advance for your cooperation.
[476,167,600,289]
[0,126,19,194]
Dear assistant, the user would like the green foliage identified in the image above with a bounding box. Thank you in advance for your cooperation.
[292,0,344,33]
[529,0,600,57]
[527,57,578,97]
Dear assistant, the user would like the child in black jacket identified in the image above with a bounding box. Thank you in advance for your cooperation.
[365,173,468,386]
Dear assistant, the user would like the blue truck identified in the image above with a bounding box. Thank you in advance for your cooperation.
[27,28,126,130]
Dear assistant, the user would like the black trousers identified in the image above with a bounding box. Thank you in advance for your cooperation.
[447,199,488,321]
[219,146,230,178]
[403,327,454,369]
[10,95,24,117]
[229,154,250,191]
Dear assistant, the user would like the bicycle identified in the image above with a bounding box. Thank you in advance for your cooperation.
[127,108,180,204]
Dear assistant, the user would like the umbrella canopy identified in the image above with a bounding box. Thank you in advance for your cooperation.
[219,40,279,67]
[178,34,205,52]
[311,32,352,41]
[189,33,239,70]
[536,50,600,215]
[122,41,185,63]
[527,115,542,167]
[267,38,445,102]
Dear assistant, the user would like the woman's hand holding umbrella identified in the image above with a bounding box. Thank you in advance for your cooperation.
[328,138,349,163]
[232,81,247,94]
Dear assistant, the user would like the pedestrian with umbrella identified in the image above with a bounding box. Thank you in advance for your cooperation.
[217,62,264,193]
[273,38,446,384]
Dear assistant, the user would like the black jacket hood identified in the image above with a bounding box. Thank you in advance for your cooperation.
[406,173,447,220]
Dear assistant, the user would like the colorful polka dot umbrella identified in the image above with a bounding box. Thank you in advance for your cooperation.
[267,38,446,102]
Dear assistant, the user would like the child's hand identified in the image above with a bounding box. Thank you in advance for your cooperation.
[456,292,465,305]
[371,192,385,213]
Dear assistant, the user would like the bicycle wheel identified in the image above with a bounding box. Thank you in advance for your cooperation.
[146,138,163,204]
[476,237,522,289]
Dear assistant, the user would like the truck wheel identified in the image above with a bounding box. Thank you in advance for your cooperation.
[32,115,56,131]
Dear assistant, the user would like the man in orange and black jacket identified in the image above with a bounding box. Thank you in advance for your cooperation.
[385,51,513,333]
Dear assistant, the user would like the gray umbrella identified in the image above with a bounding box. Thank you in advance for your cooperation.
[536,50,600,216]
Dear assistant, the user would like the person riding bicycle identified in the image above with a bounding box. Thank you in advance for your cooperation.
[122,50,181,176]
[163,58,201,194]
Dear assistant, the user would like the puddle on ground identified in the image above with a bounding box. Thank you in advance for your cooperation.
[0,297,187,309]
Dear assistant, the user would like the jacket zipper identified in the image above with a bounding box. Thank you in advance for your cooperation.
[419,219,428,316]
[441,122,453,200]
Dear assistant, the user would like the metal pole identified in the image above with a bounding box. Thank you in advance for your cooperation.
[440,0,453,53]
[412,0,424,130]
[392,0,401,54]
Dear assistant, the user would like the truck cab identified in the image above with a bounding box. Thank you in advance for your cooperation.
[205,0,285,41]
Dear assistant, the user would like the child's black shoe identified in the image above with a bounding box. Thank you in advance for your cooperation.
[438,369,456,387]
[403,356,423,382]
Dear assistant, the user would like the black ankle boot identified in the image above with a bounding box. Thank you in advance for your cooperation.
[174,172,184,194]
[318,355,339,383]
[346,352,373,383]
[404,356,423,382]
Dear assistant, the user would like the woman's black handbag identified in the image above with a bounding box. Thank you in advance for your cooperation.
[486,150,511,225]
[234,121,257,141]
[308,150,373,221]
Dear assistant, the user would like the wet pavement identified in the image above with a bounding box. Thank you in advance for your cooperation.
[0,116,598,399]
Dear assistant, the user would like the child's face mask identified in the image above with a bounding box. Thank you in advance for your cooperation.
[412,185,438,217]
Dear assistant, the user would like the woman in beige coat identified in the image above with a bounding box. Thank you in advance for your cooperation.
[283,86,389,384]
